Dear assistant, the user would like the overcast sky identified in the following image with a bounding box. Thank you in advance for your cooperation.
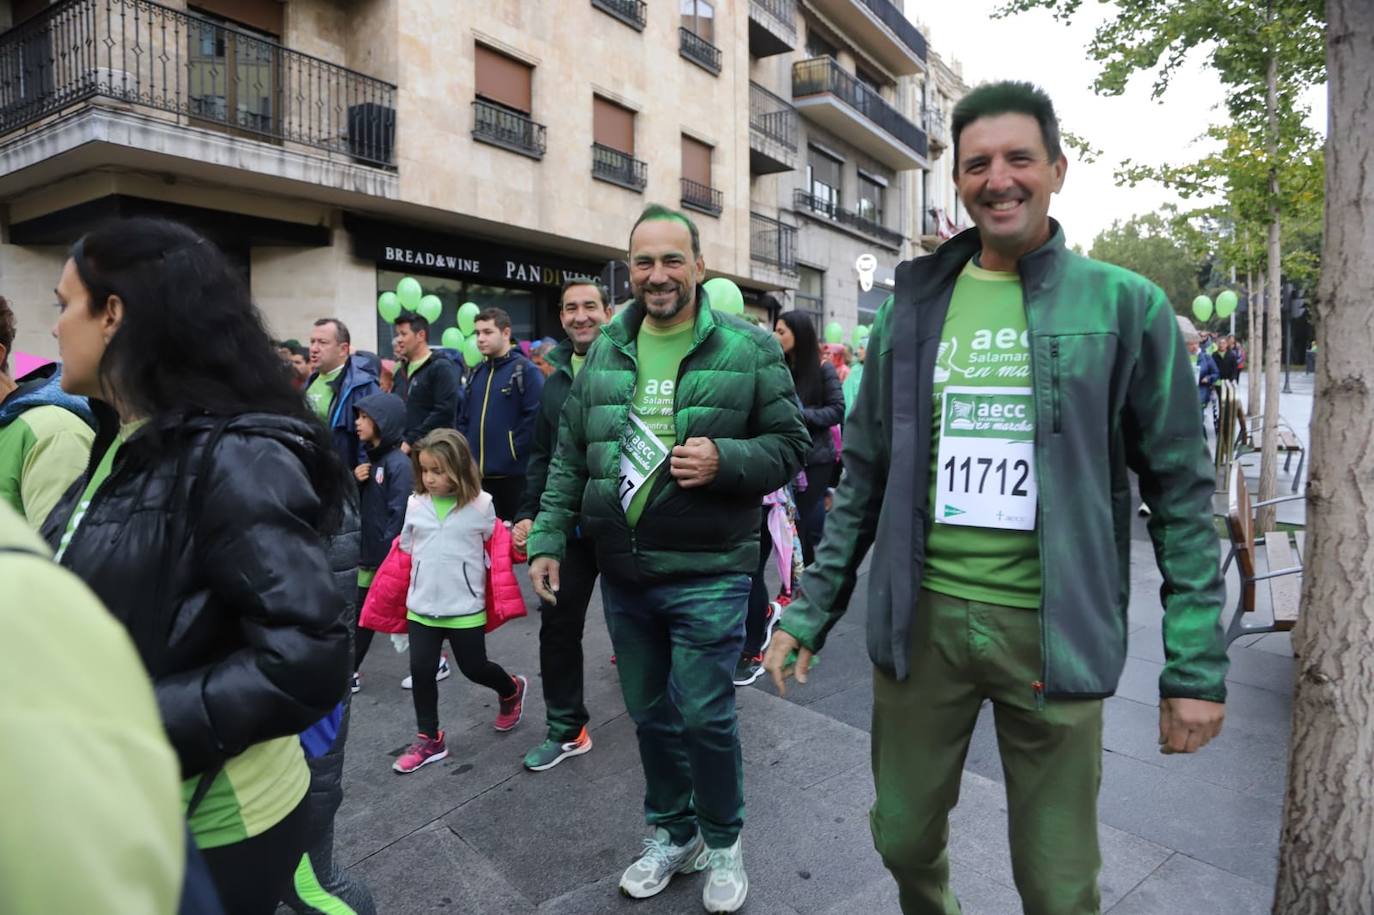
[914,1,1328,249]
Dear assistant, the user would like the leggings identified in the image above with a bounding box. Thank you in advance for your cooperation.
[200,795,311,915]
[744,505,776,657]
[408,619,516,736]
[795,461,832,567]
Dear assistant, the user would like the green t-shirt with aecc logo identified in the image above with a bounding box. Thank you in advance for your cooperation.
[922,260,1042,609]
[305,365,342,424]
[623,319,695,528]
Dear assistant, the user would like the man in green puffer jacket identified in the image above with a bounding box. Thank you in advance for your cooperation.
[766,81,1228,915]
[529,205,808,914]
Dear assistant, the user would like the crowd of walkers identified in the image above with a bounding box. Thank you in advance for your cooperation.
[1,80,1234,915]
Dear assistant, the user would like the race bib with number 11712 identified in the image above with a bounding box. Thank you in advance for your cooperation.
[933,386,1038,531]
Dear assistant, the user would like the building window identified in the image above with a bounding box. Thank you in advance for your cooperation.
[806,27,837,60]
[807,147,842,215]
[593,95,636,155]
[475,44,533,114]
[681,0,715,43]
[857,172,885,226]
[186,10,279,133]
[189,0,283,36]
[796,266,824,324]
[681,134,721,215]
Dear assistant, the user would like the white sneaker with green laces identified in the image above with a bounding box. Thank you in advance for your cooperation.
[618,828,705,899]
[698,837,748,913]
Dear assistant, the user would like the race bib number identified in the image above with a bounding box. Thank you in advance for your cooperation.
[934,386,1038,531]
[618,411,671,511]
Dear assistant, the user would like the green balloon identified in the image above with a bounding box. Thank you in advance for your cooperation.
[702,277,745,315]
[852,324,871,347]
[824,321,845,345]
[1215,289,1239,319]
[417,294,443,323]
[458,301,481,335]
[441,327,463,349]
[396,276,423,311]
[462,337,483,368]
[1192,295,1214,322]
[377,291,401,323]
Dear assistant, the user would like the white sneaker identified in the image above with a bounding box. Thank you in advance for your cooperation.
[698,837,748,913]
[618,828,705,899]
[401,654,451,690]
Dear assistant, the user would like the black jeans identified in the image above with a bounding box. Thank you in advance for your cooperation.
[483,476,526,522]
[538,536,600,741]
[354,586,374,672]
[200,795,311,915]
[795,461,832,567]
[744,505,775,657]
[408,619,515,736]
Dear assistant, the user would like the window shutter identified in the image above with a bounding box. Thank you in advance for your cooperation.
[593,96,635,154]
[474,45,532,114]
[681,135,712,185]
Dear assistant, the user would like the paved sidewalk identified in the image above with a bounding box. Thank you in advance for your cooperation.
[323,378,1312,913]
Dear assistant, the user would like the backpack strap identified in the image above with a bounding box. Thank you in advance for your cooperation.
[513,358,525,396]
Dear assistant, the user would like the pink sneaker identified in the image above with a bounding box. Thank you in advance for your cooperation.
[494,675,527,732]
[393,731,447,773]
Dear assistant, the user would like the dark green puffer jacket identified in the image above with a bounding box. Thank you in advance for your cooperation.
[527,290,809,583]
[780,223,1229,702]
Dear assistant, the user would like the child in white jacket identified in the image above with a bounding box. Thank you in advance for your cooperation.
[393,429,526,774]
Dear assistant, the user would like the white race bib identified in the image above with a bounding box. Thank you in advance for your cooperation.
[618,411,671,511]
[933,386,1038,531]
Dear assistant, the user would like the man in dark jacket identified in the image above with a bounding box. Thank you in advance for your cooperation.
[765,82,1227,915]
[513,279,614,772]
[306,318,380,470]
[459,307,544,520]
[529,206,808,913]
[393,313,461,452]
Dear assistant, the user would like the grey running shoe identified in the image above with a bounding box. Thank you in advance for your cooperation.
[699,837,748,913]
[619,828,705,899]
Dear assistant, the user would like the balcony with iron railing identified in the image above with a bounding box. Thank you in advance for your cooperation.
[748,0,796,57]
[792,57,927,170]
[795,188,904,249]
[472,100,546,160]
[591,0,648,31]
[680,177,723,217]
[592,142,647,191]
[805,0,927,75]
[0,0,398,169]
[749,82,797,174]
[679,27,722,75]
[923,103,948,154]
[750,212,798,276]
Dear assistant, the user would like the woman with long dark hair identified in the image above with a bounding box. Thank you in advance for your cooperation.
[774,311,845,565]
[43,218,351,914]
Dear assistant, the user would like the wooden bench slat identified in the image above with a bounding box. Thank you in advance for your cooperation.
[1275,430,1302,451]
[1263,533,1302,629]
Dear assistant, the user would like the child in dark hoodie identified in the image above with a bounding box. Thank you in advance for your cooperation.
[352,392,413,692]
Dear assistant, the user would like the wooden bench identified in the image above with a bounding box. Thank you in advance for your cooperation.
[1222,462,1306,645]
[1240,413,1307,494]
[1213,381,1243,490]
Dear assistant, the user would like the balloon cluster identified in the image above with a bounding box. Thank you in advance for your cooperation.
[822,321,871,348]
[1192,290,1239,323]
[378,277,483,367]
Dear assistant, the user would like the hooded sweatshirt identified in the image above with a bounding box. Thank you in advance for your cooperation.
[354,392,413,570]
[0,366,96,530]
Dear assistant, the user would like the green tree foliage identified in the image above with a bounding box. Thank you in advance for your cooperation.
[1088,213,1202,311]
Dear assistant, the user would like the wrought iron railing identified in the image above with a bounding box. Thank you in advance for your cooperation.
[472,99,546,159]
[750,212,798,275]
[792,57,926,160]
[749,82,797,151]
[750,0,797,32]
[592,0,648,31]
[923,103,948,147]
[795,189,903,247]
[592,142,646,190]
[679,27,722,74]
[0,0,398,166]
[855,0,927,62]
[680,177,722,216]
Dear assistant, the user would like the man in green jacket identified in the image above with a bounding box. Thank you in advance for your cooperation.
[529,205,808,913]
[514,277,615,772]
[766,81,1228,915]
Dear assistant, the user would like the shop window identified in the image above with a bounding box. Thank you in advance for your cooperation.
[796,266,824,325]
[807,147,842,215]
[375,271,539,357]
[474,44,533,114]
[680,0,715,43]
[593,95,636,155]
[857,172,885,227]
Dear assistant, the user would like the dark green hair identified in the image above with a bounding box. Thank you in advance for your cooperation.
[951,80,1063,172]
[629,203,701,259]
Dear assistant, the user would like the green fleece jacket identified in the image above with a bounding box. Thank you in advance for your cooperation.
[780,223,1229,702]
[527,289,809,583]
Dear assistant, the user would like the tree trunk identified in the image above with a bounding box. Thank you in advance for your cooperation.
[1248,268,1262,423]
[1257,44,1284,533]
[1272,2,1374,911]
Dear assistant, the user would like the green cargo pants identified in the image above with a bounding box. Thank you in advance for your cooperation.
[869,589,1104,915]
